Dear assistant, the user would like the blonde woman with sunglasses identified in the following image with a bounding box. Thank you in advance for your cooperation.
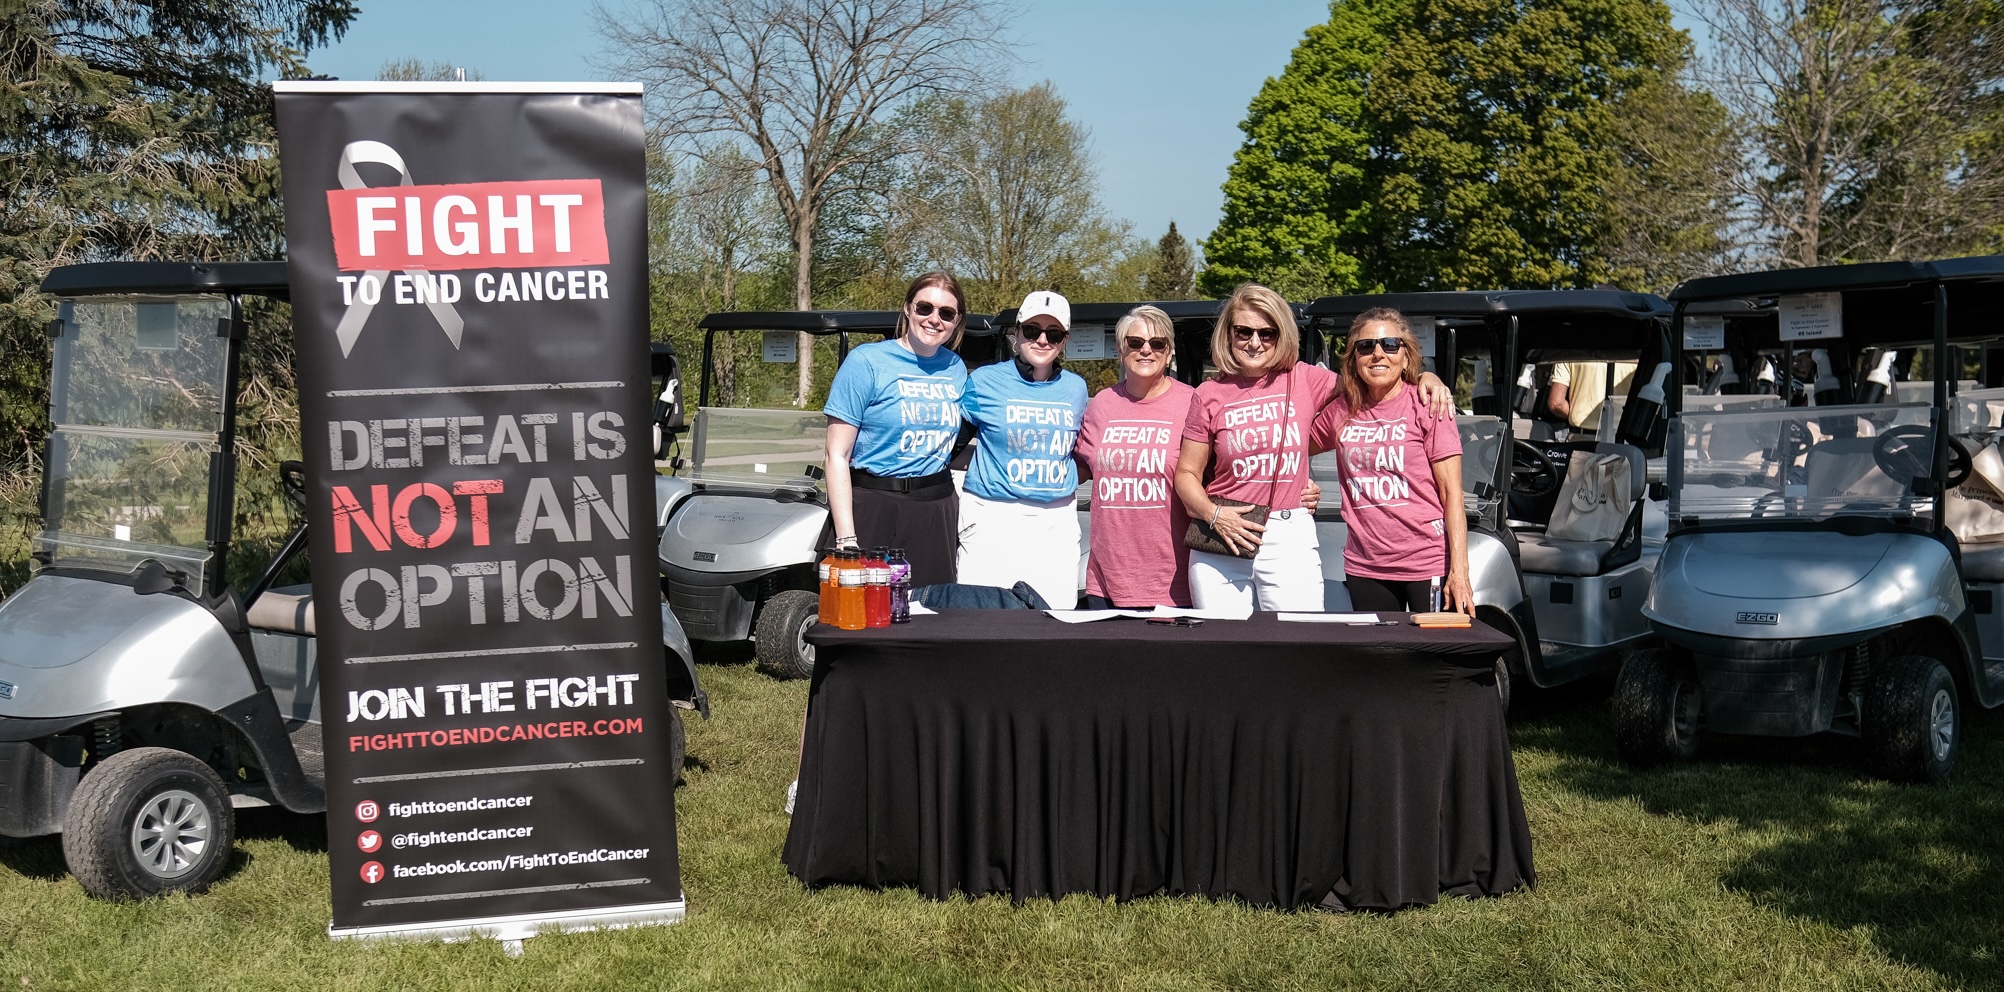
[823,271,970,586]
[954,290,1091,608]
[1310,308,1472,615]
[1175,286,1455,613]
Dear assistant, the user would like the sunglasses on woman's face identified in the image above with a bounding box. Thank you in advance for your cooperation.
[1020,324,1069,344]
[1124,336,1170,353]
[911,300,960,323]
[1231,325,1279,343]
[1351,337,1404,355]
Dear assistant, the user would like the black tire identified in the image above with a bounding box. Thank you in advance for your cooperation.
[1493,653,1514,715]
[61,747,234,900]
[1863,654,1958,784]
[1612,647,1703,766]
[754,589,820,680]
[667,707,688,786]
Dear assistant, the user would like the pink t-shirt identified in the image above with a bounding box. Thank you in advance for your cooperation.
[1182,363,1340,506]
[1311,384,1463,581]
[1074,379,1196,607]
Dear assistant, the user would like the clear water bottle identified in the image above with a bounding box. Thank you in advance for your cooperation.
[887,547,912,623]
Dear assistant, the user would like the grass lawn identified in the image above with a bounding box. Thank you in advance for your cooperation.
[2,651,1999,991]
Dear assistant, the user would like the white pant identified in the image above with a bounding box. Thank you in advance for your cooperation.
[1188,510,1325,613]
[957,491,1081,609]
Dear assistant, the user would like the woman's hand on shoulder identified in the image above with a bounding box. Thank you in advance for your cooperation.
[1417,371,1456,420]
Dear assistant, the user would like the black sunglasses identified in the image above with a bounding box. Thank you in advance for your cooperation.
[911,300,960,323]
[1351,337,1404,355]
[1124,336,1170,353]
[1020,324,1069,344]
[1231,325,1280,342]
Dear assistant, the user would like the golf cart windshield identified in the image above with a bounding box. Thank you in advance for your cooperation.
[685,406,825,494]
[36,295,230,574]
[1668,403,1939,522]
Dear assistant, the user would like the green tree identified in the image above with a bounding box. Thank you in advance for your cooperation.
[1695,0,2004,266]
[1204,0,1718,294]
[1200,0,1399,298]
[0,0,354,585]
[1146,221,1196,300]
[898,83,1134,313]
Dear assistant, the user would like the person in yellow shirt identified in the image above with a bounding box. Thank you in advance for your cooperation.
[1546,361,1637,436]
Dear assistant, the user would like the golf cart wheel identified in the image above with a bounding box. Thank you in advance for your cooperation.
[1863,655,1958,784]
[1612,647,1702,766]
[61,747,234,900]
[754,589,820,680]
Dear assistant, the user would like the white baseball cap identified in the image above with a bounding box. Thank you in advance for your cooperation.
[1016,290,1071,331]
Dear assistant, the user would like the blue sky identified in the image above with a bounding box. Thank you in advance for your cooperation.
[302,0,1336,254]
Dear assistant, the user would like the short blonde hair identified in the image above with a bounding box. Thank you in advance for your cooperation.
[1209,283,1299,377]
[1115,305,1175,353]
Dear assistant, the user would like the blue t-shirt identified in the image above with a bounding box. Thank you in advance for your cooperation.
[961,362,1089,502]
[822,339,968,477]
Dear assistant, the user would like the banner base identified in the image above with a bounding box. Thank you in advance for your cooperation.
[328,899,686,948]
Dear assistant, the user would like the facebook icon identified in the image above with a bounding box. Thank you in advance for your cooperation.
[360,861,385,884]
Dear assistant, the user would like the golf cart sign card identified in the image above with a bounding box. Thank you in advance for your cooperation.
[1778,292,1843,341]
[273,82,682,943]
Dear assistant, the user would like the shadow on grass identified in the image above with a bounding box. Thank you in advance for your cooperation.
[0,834,68,881]
[236,806,328,854]
[1517,697,2004,990]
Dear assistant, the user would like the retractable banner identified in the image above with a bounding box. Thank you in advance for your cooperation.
[273,82,681,942]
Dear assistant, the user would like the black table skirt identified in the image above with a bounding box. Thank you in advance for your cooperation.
[782,611,1535,911]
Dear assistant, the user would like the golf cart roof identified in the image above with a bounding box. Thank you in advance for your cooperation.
[1305,289,1668,357]
[39,261,290,301]
[695,309,995,335]
[1667,261,1937,303]
[1306,289,1668,322]
[1668,256,2004,347]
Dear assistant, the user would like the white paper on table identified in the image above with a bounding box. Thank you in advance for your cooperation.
[1044,609,1135,623]
[1278,612,1382,623]
[1045,604,1255,623]
[908,601,938,616]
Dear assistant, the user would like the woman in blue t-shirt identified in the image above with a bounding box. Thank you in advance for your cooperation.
[823,271,970,587]
[956,290,1090,608]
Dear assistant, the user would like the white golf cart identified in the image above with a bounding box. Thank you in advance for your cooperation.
[1633,257,2004,781]
[0,262,707,898]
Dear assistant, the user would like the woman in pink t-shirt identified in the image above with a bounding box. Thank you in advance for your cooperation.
[1174,284,1344,612]
[1076,306,1324,608]
[1311,308,1473,615]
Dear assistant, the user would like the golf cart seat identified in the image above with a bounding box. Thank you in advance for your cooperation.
[1802,437,1905,500]
[1949,438,2004,579]
[1516,441,1647,577]
[247,585,316,635]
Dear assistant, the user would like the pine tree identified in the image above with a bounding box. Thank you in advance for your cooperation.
[1147,221,1197,300]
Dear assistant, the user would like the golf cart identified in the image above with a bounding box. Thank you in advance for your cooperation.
[1633,257,2004,781]
[0,261,707,899]
[1304,291,1675,709]
[657,310,994,679]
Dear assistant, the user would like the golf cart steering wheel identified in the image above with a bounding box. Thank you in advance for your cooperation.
[280,460,307,512]
[1871,426,1973,489]
[1509,440,1561,497]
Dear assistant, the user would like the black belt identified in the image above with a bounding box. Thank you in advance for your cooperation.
[850,468,952,493]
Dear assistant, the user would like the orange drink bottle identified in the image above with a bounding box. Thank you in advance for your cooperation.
[836,550,867,630]
[864,547,891,628]
[817,547,841,625]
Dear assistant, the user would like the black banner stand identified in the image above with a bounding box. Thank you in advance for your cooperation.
[273,81,681,949]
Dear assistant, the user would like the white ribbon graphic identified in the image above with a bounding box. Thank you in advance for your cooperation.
[333,140,466,357]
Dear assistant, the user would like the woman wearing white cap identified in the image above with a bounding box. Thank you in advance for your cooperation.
[955,290,1090,608]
